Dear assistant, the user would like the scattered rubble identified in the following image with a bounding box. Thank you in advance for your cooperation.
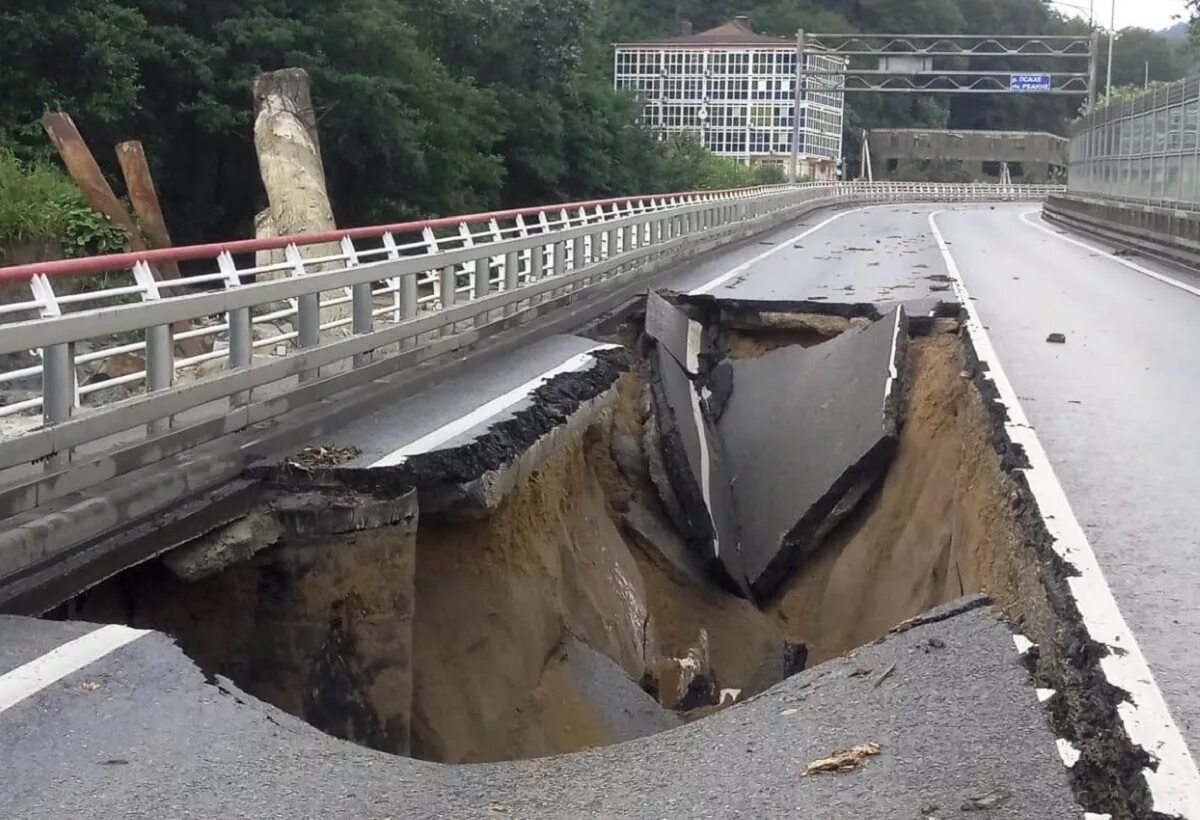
[283,444,362,471]
[803,741,881,775]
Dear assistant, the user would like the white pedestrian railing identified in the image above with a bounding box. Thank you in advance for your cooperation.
[0,180,1060,488]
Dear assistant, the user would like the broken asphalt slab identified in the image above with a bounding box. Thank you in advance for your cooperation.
[248,334,627,516]
[523,636,683,748]
[646,342,747,595]
[718,306,909,598]
[644,290,706,374]
[0,601,1081,818]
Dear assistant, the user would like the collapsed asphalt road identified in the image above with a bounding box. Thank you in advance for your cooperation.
[2,201,1196,819]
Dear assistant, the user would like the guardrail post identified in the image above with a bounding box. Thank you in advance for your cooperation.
[398,272,418,351]
[285,243,321,381]
[573,234,586,271]
[43,342,74,469]
[352,281,373,367]
[218,251,253,407]
[228,307,252,406]
[440,264,457,309]
[503,250,519,317]
[552,240,567,298]
[145,324,173,434]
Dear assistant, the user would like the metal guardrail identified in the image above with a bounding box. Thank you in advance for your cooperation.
[0,181,1060,489]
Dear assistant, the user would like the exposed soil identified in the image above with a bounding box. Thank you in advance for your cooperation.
[768,330,1041,662]
[56,310,1052,770]
[409,438,658,763]
[720,313,873,359]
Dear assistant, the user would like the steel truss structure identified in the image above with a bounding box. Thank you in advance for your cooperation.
[799,32,1099,104]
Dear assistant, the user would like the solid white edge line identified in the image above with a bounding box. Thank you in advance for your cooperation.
[685,324,719,558]
[930,209,1200,818]
[685,319,702,374]
[1019,209,1200,298]
[689,205,878,295]
[0,624,149,714]
[881,306,902,415]
[370,343,621,468]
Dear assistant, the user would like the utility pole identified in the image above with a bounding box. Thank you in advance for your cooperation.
[790,28,805,182]
[1105,0,1116,102]
[1088,28,1100,109]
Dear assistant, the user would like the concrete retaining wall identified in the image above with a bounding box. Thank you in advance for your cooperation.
[1043,193,1200,269]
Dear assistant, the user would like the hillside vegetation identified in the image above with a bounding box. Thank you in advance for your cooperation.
[0,0,1195,248]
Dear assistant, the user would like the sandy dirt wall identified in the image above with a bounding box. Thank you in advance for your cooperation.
[409,439,657,763]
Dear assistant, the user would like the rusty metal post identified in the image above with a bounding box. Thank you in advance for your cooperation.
[42,112,144,252]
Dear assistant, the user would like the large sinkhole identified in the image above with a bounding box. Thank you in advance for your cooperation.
[55,298,1045,765]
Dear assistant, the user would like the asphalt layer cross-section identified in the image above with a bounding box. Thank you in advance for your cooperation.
[0,604,1079,819]
[290,333,613,469]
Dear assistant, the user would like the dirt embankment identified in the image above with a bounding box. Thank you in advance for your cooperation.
[410,436,656,763]
[60,316,1053,768]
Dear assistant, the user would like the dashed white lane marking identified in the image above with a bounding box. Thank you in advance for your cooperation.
[1037,688,1057,703]
[1012,634,1035,655]
[689,205,877,295]
[1019,209,1200,298]
[930,209,1200,818]
[370,344,621,468]
[0,625,149,714]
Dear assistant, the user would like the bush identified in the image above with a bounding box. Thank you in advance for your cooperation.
[0,151,127,261]
[655,134,781,192]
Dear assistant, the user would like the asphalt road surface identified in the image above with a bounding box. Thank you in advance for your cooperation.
[934,204,1200,754]
[0,602,1080,819]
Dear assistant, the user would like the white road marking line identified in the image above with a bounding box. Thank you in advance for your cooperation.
[1057,738,1082,768]
[1037,688,1058,703]
[684,319,702,374]
[1012,634,1035,655]
[881,306,903,415]
[689,205,877,295]
[369,344,621,468]
[1019,209,1200,298]
[0,624,149,714]
[687,328,718,558]
[930,210,1200,818]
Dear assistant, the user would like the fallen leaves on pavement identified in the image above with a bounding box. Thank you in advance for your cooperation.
[803,742,881,775]
[283,444,362,471]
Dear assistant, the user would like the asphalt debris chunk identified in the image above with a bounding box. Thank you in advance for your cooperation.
[803,742,881,775]
[1045,332,1067,344]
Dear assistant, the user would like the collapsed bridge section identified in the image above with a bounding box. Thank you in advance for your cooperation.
[23,280,1136,816]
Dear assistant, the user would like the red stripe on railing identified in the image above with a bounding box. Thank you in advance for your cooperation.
[0,185,785,283]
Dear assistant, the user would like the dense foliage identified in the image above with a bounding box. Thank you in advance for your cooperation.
[0,151,127,261]
[0,0,1194,248]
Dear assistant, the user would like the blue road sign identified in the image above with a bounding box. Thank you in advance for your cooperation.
[1010,73,1052,92]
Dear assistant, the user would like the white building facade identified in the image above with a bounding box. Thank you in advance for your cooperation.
[614,18,846,179]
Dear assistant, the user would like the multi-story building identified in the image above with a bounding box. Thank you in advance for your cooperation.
[613,17,846,179]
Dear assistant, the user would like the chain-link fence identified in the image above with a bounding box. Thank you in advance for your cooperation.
[1068,76,1200,210]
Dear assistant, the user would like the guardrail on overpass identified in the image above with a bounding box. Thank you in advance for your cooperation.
[0,181,1060,524]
